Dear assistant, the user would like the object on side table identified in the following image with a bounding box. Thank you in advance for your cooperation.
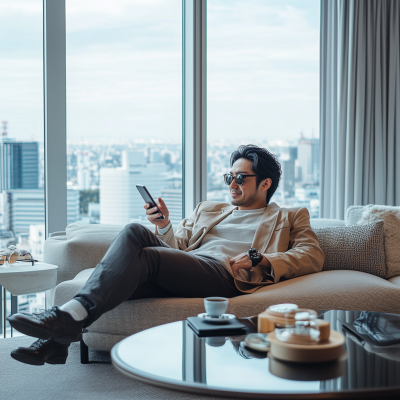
[197,313,235,323]
[0,246,19,265]
[0,246,37,266]
[274,309,330,345]
[258,304,330,342]
[203,297,228,317]
[187,316,246,337]
[349,311,400,346]
[257,304,343,363]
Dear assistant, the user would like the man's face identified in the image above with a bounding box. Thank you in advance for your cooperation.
[229,158,266,208]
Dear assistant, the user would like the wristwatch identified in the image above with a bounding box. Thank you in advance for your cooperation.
[247,248,263,267]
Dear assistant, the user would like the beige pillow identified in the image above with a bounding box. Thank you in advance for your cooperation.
[357,206,400,279]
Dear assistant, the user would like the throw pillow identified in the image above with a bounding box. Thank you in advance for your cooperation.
[313,221,386,278]
[357,206,400,279]
[345,204,373,226]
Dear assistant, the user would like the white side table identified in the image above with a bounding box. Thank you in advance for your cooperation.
[0,261,58,338]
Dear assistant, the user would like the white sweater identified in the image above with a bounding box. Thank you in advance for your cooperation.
[160,207,266,280]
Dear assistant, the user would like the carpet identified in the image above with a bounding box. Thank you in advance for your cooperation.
[0,337,241,400]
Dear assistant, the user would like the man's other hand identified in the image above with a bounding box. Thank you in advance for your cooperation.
[144,197,170,229]
[229,252,252,278]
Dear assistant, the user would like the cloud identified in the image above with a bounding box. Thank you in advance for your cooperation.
[0,0,319,142]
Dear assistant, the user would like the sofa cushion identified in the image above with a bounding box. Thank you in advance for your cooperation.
[45,220,345,285]
[357,206,400,279]
[345,204,373,226]
[310,218,345,228]
[54,268,400,351]
[313,221,386,277]
[44,223,124,285]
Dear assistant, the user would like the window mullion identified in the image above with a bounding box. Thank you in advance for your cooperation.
[182,0,207,218]
[43,0,67,237]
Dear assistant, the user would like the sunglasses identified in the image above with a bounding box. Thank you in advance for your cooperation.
[223,173,257,186]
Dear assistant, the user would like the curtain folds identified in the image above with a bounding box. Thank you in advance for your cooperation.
[320,0,400,219]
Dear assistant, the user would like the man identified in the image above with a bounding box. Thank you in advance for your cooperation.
[8,144,324,365]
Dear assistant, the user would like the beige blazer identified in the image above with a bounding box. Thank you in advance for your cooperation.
[156,201,324,294]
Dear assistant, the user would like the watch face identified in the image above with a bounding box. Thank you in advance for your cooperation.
[248,248,262,266]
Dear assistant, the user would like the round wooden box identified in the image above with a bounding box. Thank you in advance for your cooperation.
[267,330,345,363]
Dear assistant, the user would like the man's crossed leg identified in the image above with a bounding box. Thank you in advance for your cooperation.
[8,223,241,365]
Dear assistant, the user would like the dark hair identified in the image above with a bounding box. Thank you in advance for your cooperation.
[230,144,282,204]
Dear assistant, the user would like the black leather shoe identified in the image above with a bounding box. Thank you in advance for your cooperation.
[7,306,86,343]
[11,338,70,366]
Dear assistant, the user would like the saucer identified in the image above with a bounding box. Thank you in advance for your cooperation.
[197,313,236,323]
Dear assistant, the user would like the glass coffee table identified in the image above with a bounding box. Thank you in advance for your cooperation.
[111,310,400,399]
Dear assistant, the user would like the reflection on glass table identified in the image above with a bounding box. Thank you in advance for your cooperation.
[112,311,400,398]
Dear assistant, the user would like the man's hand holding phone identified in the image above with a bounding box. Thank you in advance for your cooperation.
[144,197,170,229]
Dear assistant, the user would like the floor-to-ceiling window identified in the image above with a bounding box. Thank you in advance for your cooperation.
[0,0,322,337]
[0,0,46,336]
[66,0,183,228]
[207,0,320,217]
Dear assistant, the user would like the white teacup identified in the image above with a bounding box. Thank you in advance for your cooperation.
[204,297,228,318]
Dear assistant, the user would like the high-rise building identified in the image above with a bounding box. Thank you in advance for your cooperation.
[100,163,131,225]
[67,189,80,225]
[0,138,39,191]
[78,169,90,190]
[160,189,182,225]
[1,189,80,237]
[281,158,296,199]
[297,138,319,185]
[100,151,173,225]
[2,189,45,237]
[0,226,15,249]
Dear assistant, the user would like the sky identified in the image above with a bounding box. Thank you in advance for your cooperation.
[0,0,320,143]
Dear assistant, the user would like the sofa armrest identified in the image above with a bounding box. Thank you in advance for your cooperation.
[54,268,95,305]
[44,223,124,285]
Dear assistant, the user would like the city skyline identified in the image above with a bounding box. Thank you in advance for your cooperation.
[1,136,320,254]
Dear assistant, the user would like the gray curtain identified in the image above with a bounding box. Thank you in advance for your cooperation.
[320,0,400,219]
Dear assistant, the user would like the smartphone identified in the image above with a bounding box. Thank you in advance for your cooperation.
[136,185,165,220]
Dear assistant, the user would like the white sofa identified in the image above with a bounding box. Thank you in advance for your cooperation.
[44,205,400,353]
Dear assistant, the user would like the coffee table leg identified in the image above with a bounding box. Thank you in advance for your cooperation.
[3,287,6,339]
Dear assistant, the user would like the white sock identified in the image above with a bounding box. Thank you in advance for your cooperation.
[60,300,88,321]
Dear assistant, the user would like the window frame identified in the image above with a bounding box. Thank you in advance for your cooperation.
[44,0,67,236]
[44,0,207,236]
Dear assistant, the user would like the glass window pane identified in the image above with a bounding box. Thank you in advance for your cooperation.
[0,0,45,258]
[66,0,182,228]
[0,0,44,337]
[207,0,320,217]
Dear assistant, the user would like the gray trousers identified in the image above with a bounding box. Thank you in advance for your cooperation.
[74,223,242,327]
